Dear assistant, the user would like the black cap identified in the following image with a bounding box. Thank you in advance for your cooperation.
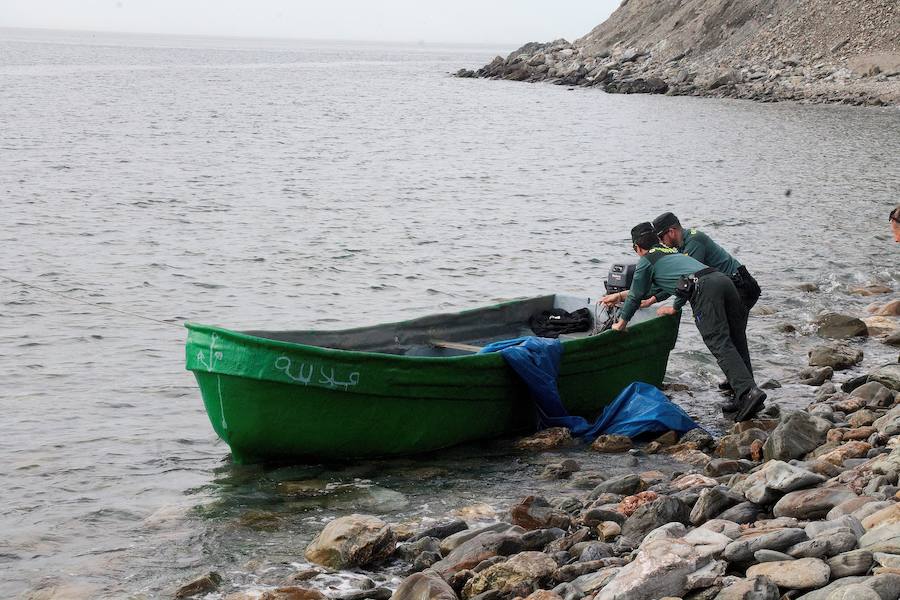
[652,212,681,235]
[631,222,659,250]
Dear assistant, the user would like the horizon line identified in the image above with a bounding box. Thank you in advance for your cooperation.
[0,24,560,51]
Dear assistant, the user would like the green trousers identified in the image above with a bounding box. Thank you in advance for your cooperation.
[690,271,756,399]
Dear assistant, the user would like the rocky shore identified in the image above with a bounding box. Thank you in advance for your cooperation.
[175,299,900,600]
[456,0,900,107]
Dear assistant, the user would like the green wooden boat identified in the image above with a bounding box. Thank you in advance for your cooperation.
[185,295,679,464]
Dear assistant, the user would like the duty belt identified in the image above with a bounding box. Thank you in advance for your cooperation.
[690,267,718,281]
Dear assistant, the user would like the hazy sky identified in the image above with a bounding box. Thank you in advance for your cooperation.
[0,0,621,45]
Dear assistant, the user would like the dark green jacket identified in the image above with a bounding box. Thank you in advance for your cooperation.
[653,228,742,302]
[680,229,742,276]
[621,246,708,322]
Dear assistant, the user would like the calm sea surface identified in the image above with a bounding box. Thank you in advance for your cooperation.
[1,28,898,599]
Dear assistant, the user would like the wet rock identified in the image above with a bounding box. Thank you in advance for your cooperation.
[682,428,716,450]
[807,515,865,539]
[816,314,869,339]
[462,551,556,599]
[860,524,900,554]
[691,486,743,524]
[702,519,743,540]
[621,496,690,544]
[763,411,830,461]
[773,486,858,519]
[809,343,865,370]
[869,364,900,392]
[851,382,896,407]
[591,434,633,453]
[849,409,879,427]
[786,538,830,559]
[440,523,520,555]
[717,502,765,524]
[581,507,626,527]
[305,514,396,569]
[801,366,836,386]
[874,407,900,436]
[333,588,392,600]
[712,575,779,599]
[827,549,874,577]
[540,460,580,480]
[722,528,808,563]
[410,519,468,542]
[850,284,893,297]
[618,491,659,517]
[578,541,614,562]
[819,441,874,466]
[706,458,754,477]
[397,537,442,561]
[861,504,900,531]
[596,538,704,600]
[597,521,621,542]
[755,549,795,562]
[511,497,571,531]
[175,572,223,598]
[732,460,826,504]
[590,474,642,496]
[567,566,621,595]
[746,557,830,589]
[828,496,879,520]
[825,584,882,600]
[521,528,565,550]
[432,530,525,578]
[515,428,573,451]
[412,551,442,572]
[794,573,900,600]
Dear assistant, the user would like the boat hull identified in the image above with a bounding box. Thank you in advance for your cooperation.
[186,301,679,463]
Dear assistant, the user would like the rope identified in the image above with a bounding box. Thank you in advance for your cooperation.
[0,274,184,329]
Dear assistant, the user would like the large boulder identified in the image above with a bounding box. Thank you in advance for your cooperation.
[305,514,396,569]
[461,551,556,599]
[773,487,858,519]
[393,572,458,600]
[746,557,831,590]
[620,496,690,545]
[869,364,900,391]
[432,530,524,578]
[595,538,705,600]
[794,573,900,600]
[732,460,826,505]
[510,497,571,531]
[763,412,831,462]
[712,575,779,599]
[809,343,865,370]
[816,314,869,339]
[722,528,809,563]
[859,524,900,554]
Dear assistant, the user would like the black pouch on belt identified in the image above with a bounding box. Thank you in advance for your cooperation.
[675,275,695,300]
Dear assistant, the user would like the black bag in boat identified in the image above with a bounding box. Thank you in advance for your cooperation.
[529,308,592,338]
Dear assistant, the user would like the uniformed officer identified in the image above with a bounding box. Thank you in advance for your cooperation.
[601,222,766,422]
[650,212,761,404]
[650,212,761,312]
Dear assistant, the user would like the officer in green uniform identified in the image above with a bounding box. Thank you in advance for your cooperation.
[650,212,761,313]
[601,222,766,422]
[650,212,762,404]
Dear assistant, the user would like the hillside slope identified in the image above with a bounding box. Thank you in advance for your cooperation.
[460,0,900,106]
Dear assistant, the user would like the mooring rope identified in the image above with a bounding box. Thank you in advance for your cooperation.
[0,274,185,329]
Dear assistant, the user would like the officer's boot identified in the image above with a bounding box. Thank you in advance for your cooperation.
[734,387,767,422]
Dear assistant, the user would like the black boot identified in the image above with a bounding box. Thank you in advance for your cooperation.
[734,387,767,422]
[719,398,739,414]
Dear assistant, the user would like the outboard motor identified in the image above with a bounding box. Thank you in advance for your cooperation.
[595,263,637,333]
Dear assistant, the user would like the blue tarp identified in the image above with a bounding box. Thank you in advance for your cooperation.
[480,336,699,440]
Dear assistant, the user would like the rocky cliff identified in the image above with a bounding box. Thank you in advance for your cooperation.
[459,0,900,106]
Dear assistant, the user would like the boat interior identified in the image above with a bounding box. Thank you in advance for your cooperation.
[243,294,655,357]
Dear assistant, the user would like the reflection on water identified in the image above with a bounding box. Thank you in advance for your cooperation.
[1,27,898,598]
